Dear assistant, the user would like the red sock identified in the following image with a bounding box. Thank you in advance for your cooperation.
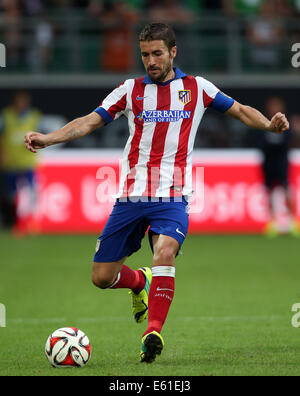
[110,265,145,294]
[143,266,175,336]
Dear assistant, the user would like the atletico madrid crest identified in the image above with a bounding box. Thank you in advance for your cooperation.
[178,90,191,105]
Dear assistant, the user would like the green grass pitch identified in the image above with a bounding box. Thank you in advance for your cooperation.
[0,231,300,376]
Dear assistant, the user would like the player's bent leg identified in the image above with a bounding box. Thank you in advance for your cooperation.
[92,260,152,323]
[92,259,125,289]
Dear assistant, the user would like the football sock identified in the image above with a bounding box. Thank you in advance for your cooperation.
[143,266,175,336]
[109,265,145,294]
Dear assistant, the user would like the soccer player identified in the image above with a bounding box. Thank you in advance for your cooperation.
[0,90,42,231]
[255,96,298,236]
[24,23,289,363]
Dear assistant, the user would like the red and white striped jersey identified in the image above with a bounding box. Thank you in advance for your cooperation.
[95,68,234,199]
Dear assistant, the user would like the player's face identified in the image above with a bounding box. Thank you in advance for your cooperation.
[140,40,177,83]
[13,93,31,113]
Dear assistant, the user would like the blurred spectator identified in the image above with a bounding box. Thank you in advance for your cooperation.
[0,0,54,71]
[290,0,300,15]
[245,0,286,71]
[202,0,234,14]
[253,96,299,236]
[146,0,194,22]
[290,114,300,148]
[224,0,263,16]
[195,110,230,148]
[144,1,195,68]
[1,0,23,68]
[23,0,54,72]
[22,0,43,15]
[185,0,234,15]
[27,21,54,72]
[222,0,295,16]
[88,0,139,72]
[286,0,300,49]
[125,0,146,11]
[0,91,43,232]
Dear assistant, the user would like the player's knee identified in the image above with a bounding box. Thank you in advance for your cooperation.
[92,273,113,289]
[91,266,115,289]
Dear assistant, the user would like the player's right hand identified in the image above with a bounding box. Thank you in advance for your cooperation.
[24,131,49,153]
[268,112,289,134]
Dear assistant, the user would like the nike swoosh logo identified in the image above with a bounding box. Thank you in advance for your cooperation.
[157,287,174,292]
[176,228,185,237]
[136,96,147,101]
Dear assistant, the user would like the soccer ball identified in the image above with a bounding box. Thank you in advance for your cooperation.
[45,327,91,367]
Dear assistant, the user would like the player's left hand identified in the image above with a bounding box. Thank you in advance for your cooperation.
[268,112,289,133]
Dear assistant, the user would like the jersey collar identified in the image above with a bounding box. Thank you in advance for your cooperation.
[143,67,186,85]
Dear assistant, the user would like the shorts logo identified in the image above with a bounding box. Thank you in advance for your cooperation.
[178,90,191,105]
[176,227,185,237]
[95,239,101,252]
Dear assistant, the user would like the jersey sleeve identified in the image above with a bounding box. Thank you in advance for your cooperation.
[198,77,234,113]
[94,81,128,124]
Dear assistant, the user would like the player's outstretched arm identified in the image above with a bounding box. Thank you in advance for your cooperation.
[24,112,105,153]
[226,101,289,133]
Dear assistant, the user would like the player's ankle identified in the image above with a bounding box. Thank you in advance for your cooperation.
[132,269,146,294]
[143,321,162,337]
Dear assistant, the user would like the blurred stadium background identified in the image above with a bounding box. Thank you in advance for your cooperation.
[0,0,300,234]
[1,0,300,377]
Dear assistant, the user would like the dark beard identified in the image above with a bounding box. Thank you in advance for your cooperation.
[148,61,172,83]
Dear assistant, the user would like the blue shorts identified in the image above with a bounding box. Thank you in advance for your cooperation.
[94,197,189,263]
[263,151,289,189]
[1,170,35,200]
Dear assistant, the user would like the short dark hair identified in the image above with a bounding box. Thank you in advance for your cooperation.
[139,23,176,52]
